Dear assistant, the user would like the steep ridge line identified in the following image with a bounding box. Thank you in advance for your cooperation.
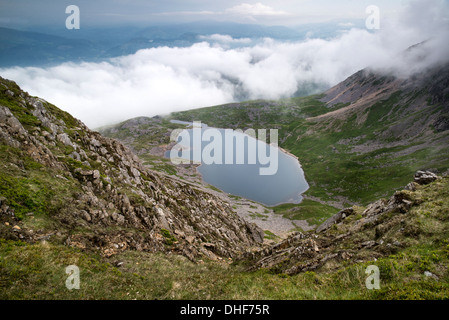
[0,76,264,262]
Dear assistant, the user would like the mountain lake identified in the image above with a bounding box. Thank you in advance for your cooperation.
[166,120,309,206]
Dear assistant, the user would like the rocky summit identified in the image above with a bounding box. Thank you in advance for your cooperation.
[0,76,264,262]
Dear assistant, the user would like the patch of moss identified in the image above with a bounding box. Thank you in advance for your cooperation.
[264,230,279,241]
[272,199,338,225]
[160,229,177,245]
[45,102,79,129]
[0,97,41,130]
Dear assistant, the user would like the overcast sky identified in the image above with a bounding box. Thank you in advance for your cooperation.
[1,0,448,128]
[0,0,406,27]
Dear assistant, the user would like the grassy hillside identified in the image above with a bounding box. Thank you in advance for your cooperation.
[3,62,448,301]
[167,84,449,207]
[2,175,449,299]
[101,74,449,232]
[0,75,265,300]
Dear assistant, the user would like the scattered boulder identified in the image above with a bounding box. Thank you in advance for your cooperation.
[424,271,438,279]
[404,181,417,191]
[244,171,444,276]
[316,208,354,233]
[414,170,439,185]
[57,133,74,147]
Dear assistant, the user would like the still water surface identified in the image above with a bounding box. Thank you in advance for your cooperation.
[166,120,308,206]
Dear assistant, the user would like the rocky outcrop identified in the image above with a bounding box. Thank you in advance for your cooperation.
[316,208,354,233]
[0,77,263,261]
[414,170,439,185]
[242,171,441,275]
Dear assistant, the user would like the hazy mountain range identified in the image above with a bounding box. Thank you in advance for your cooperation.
[0,21,362,67]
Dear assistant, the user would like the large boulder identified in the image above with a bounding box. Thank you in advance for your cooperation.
[414,170,439,185]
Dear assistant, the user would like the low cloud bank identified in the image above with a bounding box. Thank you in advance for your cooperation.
[1,0,448,128]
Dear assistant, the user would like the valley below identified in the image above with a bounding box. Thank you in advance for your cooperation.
[1,56,449,300]
[109,122,317,242]
[152,159,316,239]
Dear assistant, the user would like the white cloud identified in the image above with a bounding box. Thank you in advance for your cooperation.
[154,10,216,16]
[337,22,355,27]
[153,2,291,24]
[198,34,252,44]
[0,34,378,128]
[225,3,290,16]
[1,0,448,129]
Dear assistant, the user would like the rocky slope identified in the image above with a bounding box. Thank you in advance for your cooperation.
[0,76,264,261]
[242,171,448,275]
[98,116,177,158]
[1,67,448,300]
[317,61,449,132]
[284,61,449,205]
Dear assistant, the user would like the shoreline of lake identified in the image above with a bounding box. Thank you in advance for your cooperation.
[167,120,309,206]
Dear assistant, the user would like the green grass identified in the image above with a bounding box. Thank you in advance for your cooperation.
[249,212,268,220]
[0,144,81,219]
[0,97,41,130]
[281,97,449,204]
[168,95,328,132]
[364,91,403,127]
[272,199,338,225]
[264,230,279,240]
[139,154,179,176]
[0,239,387,300]
[206,185,223,193]
[161,229,177,246]
[2,237,448,300]
[151,162,178,176]
[165,90,449,208]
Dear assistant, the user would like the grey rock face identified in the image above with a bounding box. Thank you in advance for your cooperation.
[316,208,354,233]
[0,76,263,260]
[414,170,439,185]
[243,170,439,275]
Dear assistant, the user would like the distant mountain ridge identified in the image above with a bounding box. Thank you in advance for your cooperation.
[0,27,104,67]
[0,21,360,67]
[0,23,302,67]
[319,62,449,123]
